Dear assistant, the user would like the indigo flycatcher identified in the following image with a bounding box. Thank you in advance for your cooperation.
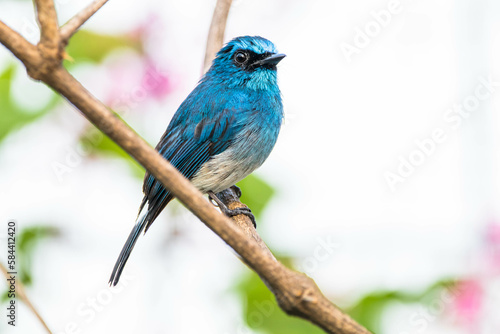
[109,36,285,285]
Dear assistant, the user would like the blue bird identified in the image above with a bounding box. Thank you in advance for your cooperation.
[109,36,285,286]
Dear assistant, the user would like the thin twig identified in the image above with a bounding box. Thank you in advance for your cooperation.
[0,263,53,334]
[60,0,109,45]
[203,0,233,73]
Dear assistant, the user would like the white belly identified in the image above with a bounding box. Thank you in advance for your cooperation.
[190,147,262,193]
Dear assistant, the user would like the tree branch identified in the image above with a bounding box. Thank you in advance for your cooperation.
[203,0,233,73]
[60,0,109,45]
[214,188,276,260]
[34,0,59,51]
[0,21,39,66]
[0,263,52,334]
[0,2,372,334]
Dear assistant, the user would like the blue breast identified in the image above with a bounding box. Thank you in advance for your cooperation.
[189,85,283,193]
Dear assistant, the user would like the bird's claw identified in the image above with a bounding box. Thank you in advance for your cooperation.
[208,191,256,228]
[223,206,256,228]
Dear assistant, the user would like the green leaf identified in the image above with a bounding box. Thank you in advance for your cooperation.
[17,226,59,286]
[0,65,58,142]
[1,226,58,302]
[0,291,8,303]
[234,256,324,334]
[347,291,414,332]
[81,129,144,178]
[346,280,458,333]
[65,30,142,64]
[237,174,275,220]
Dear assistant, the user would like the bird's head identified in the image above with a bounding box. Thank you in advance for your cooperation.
[206,36,286,91]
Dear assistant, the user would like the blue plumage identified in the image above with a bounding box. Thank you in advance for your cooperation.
[109,36,285,285]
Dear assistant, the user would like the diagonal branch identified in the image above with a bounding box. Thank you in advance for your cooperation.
[0,2,372,334]
[203,0,233,73]
[60,0,109,45]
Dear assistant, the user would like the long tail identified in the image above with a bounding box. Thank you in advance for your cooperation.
[109,208,148,286]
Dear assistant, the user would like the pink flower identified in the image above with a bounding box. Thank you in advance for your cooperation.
[485,222,500,270]
[104,56,175,114]
[486,222,500,244]
[452,280,483,326]
[141,60,173,100]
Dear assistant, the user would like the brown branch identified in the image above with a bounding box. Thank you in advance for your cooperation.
[214,188,276,260]
[203,0,233,73]
[0,2,372,334]
[60,0,109,45]
[0,263,52,334]
[0,21,39,66]
[34,0,60,53]
[215,187,368,333]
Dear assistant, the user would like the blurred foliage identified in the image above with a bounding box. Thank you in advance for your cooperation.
[2,226,59,302]
[235,257,325,334]
[1,28,140,144]
[81,128,145,178]
[0,65,59,142]
[64,29,145,178]
[236,257,458,334]
[348,291,417,332]
[65,30,142,65]
[347,280,457,333]
[232,174,459,333]
[237,174,275,220]
[232,177,325,333]
[17,226,59,285]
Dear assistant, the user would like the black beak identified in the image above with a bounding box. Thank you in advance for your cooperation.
[252,53,286,67]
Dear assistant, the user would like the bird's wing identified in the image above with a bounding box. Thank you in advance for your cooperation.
[141,107,243,231]
[109,109,242,286]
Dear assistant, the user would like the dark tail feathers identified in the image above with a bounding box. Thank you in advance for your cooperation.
[109,209,148,286]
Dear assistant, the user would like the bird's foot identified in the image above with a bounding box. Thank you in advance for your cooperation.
[223,206,256,227]
[208,191,256,228]
[230,185,242,198]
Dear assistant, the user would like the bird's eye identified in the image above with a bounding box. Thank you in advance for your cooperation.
[234,51,249,65]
